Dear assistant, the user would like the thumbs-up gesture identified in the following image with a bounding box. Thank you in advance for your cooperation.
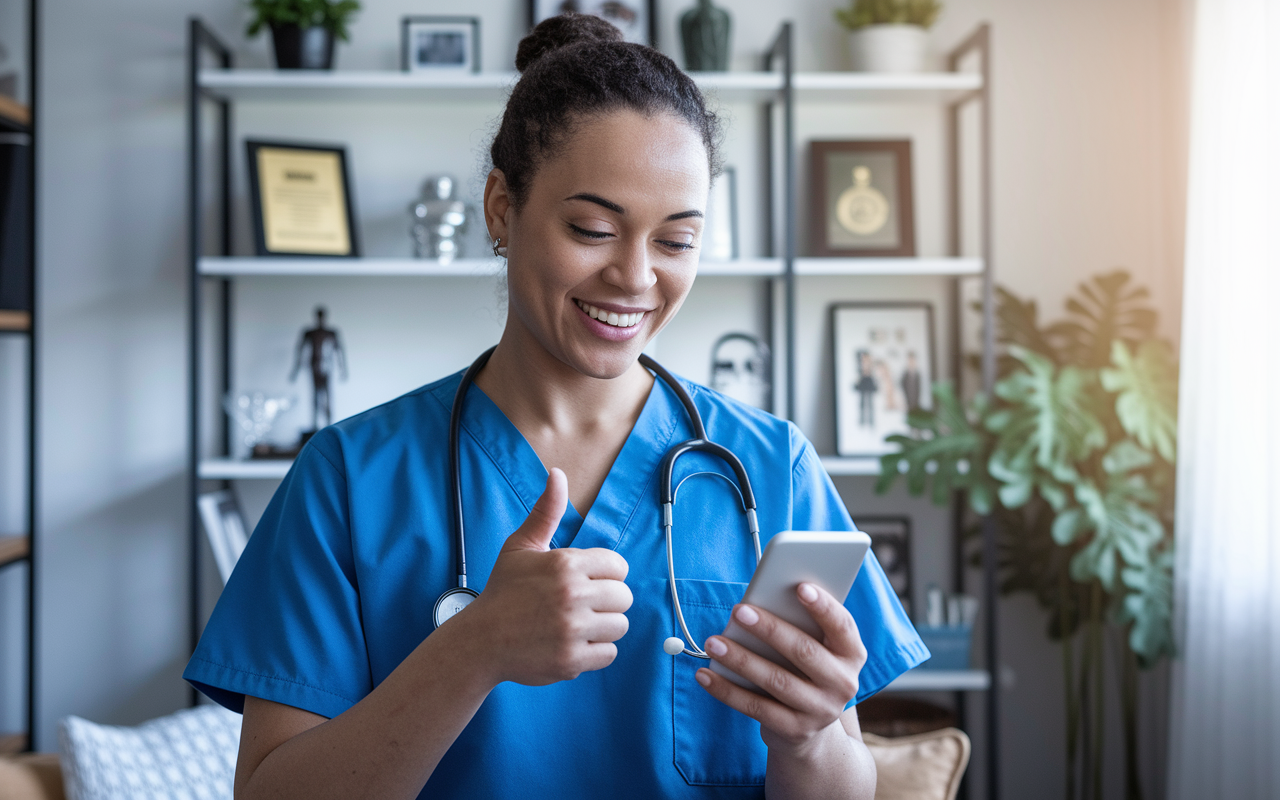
[462,468,633,686]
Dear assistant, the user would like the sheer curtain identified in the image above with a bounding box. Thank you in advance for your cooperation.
[1168,0,1280,796]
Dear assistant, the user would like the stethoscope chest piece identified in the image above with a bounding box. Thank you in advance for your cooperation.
[433,586,479,627]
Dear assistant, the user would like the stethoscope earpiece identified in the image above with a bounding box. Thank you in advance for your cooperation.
[663,637,686,656]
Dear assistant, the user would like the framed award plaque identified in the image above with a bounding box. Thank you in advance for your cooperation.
[246,140,360,257]
[809,140,915,258]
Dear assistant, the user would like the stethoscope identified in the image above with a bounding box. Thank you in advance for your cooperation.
[433,346,762,659]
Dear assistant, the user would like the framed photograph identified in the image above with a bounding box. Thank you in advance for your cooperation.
[832,302,935,457]
[529,0,655,46]
[246,140,360,258]
[852,516,912,616]
[810,140,915,257]
[198,490,250,586]
[702,165,737,261]
[401,16,480,73]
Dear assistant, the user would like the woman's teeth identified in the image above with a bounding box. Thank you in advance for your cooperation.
[576,300,644,328]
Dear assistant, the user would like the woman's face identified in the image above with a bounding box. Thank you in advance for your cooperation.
[487,109,710,380]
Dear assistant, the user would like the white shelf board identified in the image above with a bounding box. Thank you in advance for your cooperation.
[199,458,292,480]
[698,258,783,276]
[199,257,503,277]
[795,257,982,276]
[199,70,520,103]
[793,72,982,103]
[884,668,991,692]
[821,456,882,476]
[199,256,979,278]
[198,70,981,105]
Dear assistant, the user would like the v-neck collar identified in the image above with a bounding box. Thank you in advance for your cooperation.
[447,371,687,551]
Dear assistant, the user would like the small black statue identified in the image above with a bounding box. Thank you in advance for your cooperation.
[680,0,731,72]
[290,306,347,432]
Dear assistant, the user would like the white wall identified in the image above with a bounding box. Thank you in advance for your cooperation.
[23,0,1186,797]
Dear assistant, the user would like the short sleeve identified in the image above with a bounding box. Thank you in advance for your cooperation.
[788,429,929,701]
[184,433,372,719]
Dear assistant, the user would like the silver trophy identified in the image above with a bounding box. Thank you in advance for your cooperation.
[410,175,470,263]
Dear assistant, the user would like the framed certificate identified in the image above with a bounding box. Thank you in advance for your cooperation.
[246,140,360,257]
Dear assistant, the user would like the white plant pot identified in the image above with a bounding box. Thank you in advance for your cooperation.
[847,24,928,73]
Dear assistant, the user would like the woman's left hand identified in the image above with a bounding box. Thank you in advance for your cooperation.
[696,582,868,752]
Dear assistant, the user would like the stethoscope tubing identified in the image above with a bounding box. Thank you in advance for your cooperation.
[445,348,760,657]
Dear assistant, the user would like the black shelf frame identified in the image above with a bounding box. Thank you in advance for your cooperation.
[185,18,1000,796]
[0,0,41,754]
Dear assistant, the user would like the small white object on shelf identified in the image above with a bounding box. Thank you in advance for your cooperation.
[847,24,929,73]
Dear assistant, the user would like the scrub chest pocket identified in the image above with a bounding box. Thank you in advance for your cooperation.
[670,579,766,787]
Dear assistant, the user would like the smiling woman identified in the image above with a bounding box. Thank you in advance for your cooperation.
[183,12,924,800]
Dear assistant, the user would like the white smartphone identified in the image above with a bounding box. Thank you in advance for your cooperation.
[708,530,871,692]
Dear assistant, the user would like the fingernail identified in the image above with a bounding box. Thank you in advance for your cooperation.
[695,669,711,687]
[735,605,759,626]
[706,637,727,657]
[798,583,818,603]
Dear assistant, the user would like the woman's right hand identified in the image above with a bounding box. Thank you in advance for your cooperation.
[457,468,633,686]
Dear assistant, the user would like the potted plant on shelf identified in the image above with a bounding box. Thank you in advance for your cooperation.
[877,271,1177,799]
[246,0,361,70]
[834,0,942,73]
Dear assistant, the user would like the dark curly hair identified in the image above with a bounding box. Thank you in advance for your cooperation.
[490,14,722,208]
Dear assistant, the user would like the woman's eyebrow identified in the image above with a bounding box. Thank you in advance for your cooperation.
[565,193,703,221]
[665,210,703,221]
[566,193,624,213]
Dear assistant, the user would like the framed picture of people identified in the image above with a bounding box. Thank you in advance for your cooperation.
[529,0,656,46]
[831,302,935,458]
[809,139,915,257]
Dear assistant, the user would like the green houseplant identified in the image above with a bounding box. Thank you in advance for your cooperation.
[246,0,361,70]
[876,271,1177,800]
[834,0,941,72]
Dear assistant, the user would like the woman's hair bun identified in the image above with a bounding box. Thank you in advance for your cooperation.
[515,13,624,73]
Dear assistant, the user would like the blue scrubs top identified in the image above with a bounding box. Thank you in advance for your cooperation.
[185,368,927,798]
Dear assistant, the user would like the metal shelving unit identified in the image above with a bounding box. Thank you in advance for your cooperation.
[0,0,39,755]
[188,18,998,795]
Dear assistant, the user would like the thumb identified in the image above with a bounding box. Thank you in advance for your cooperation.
[501,467,568,553]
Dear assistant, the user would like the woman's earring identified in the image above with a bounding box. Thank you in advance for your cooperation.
[492,237,508,258]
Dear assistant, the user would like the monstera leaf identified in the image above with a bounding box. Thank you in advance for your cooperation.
[1048,271,1158,369]
[1118,546,1175,666]
[992,286,1062,364]
[1101,340,1178,462]
[1065,470,1164,591]
[877,383,998,513]
[986,347,1107,508]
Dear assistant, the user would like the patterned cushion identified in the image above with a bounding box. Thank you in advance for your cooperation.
[58,705,240,800]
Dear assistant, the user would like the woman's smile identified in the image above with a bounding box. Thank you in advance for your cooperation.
[574,299,648,338]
